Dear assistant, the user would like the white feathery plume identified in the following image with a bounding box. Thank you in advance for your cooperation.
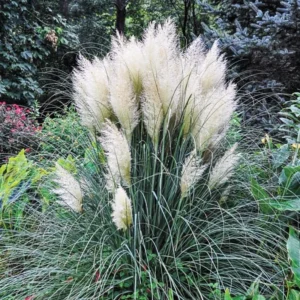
[180,149,207,197]
[208,143,240,188]
[179,37,205,112]
[193,83,236,150]
[198,41,227,94]
[99,120,131,192]
[180,37,205,107]
[180,38,236,149]
[184,37,206,70]
[111,186,133,231]
[53,163,83,213]
[109,34,141,141]
[73,56,111,132]
[141,98,164,148]
[194,82,237,150]
[220,185,232,203]
[179,48,199,136]
[141,19,181,144]
[209,124,229,149]
[111,34,144,96]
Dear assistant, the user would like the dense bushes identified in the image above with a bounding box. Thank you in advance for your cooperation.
[38,106,89,160]
[0,0,78,106]
[0,102,40,158]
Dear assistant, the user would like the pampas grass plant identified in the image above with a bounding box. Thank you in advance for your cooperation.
[0,19,289,299]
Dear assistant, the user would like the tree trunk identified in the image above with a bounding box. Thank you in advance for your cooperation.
[192,0,199,36]
[182,0,191,38]
[115,0,127,35]
[59,0,69,18]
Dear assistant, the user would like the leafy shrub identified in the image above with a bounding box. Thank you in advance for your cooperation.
[286,227,300,298]
[0,20,288,299]
[0,149,49,229]
[0,102,41,158]
[38,106,89,160]
[279,92,300,145]
[0,0,78,105]
[245,91,300,216]
[249,140,300,214]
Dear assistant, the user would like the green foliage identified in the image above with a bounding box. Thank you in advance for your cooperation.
[0,0,78,105]
[279,93,300,144]
[39,106,89,160]
[125,0,208,43]
[0,149,48,228]
[286,227,300,298]
[69,0,209,55]
[227,112,242,145]
[67,0,114,57]
[222,282,267,300]
[57,155,77,174]
[249,137,300,214]
[243,91,300,213]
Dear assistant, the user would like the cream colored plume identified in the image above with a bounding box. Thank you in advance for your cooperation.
[141,99,164,148]
[111,186,133,231]
[73,56,111,132]
[208,143,240,188]
[72,19,236,153]
[111,35,144,96]
[141,19,181,144]
[53,163,83,212]
[179,38,205,114]
[180,37,236,149]
[109,35,141,141]
[199,41,226,94]
[194,83,237,150]
[99,120,131,192]
[181,149,207,197]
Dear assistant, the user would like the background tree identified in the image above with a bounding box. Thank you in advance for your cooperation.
[114,0,128,34]
[0,0,78,106]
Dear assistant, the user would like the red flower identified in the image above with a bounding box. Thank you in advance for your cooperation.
[25,296,34,300]
[0,102,39,155]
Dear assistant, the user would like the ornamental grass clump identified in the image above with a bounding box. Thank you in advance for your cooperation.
[0,20,288,299]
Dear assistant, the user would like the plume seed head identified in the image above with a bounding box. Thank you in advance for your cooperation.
[208,143,240,188]
[72,55,111,132]
[99,120,132,192]
[111,186,133,231]
[181,149,207,197]
[53,163,83,213]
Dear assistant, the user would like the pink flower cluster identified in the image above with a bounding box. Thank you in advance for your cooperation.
[0,102,41,155]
